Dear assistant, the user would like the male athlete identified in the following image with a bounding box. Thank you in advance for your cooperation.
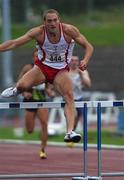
[0,9,93,143]
[69,56,91,130]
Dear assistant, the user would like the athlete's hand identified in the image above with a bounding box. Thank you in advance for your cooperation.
[79,60,87,71]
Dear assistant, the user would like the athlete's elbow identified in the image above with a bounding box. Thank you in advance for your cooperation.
[11,40,19,49]
[8,40,20,50]
[89,43,94,55]
[84,42,94,56]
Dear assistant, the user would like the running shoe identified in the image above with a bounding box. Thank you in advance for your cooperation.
[64,131,81,143]
[39,151,47,159]
[1,87,18,98]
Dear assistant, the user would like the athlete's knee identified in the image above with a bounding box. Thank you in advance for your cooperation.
[64,90,74,102]
[16,80,29,91]
[28,130,33,134]
[26,127,33,134]
[25,123,34,134]
[41,121,48,128]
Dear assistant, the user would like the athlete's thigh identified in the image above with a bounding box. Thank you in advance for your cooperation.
[54,71,73,96]
[17,66,46,87]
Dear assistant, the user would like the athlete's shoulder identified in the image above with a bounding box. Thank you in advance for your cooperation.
[27,25,44,38]
[62,23,79,31]
[62,23,80,38]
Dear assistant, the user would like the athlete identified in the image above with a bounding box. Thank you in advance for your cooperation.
[69,56,91,130]
[19,49,50,159]
[0,9,93,143]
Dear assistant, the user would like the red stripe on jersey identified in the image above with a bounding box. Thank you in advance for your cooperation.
[65,43,70,65]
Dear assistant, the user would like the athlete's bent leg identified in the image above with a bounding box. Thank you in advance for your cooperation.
[16,66,46,92]
[1,66,46,98]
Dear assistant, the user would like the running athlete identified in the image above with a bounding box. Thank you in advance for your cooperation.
[69,56,91,130]
[0,9,93,143]
[19,49,50,159]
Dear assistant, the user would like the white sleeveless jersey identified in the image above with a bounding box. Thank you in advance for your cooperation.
[36,24,75,69]
[69,72,84,100]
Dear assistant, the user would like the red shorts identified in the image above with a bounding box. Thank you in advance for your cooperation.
[35,59,69,83]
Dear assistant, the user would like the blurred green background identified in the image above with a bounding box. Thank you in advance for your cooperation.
[0,0,124,92]
[0,0,124,144]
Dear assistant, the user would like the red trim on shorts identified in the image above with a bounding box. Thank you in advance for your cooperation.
[35,59,69,83]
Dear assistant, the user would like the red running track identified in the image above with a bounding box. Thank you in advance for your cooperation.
[0,143,124,180]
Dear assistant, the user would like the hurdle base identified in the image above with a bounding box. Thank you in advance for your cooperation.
[72,176,102,180]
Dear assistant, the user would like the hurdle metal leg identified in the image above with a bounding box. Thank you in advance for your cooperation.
[97,103,102,178]
[73,103,102,180]
[72,103,102,180]
[72,103,88,180]
[83,103,88,178]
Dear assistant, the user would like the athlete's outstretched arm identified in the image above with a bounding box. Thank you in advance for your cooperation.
[0,33,31,52]
[0,27,41,52]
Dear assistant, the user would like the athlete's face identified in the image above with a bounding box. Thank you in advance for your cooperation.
[44,13,60,34]
[70,57,79,69]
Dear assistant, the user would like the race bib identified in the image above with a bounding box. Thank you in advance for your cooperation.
[50,55,62,62]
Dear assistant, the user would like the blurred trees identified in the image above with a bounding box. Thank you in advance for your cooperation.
[10,0,27,23]
[29,0,124,14]
[8,0,124,23]
[94,0,123,8]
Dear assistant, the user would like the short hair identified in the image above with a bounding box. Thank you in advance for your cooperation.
[43,9,60,21]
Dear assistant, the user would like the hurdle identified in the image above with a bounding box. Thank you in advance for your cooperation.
[0,100,124,179]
